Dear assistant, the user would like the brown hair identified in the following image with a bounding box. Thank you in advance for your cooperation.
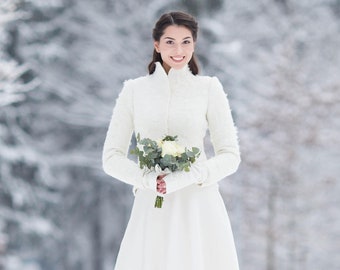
[148,11,199,75]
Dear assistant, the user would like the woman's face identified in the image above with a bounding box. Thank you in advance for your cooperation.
[154,25,195,73]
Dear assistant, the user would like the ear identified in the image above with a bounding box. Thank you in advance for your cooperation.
[154,41,160,53]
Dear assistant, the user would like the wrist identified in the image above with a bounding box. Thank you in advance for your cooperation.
[141,171,158,192]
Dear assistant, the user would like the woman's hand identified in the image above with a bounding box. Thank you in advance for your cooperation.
[156,175,167,194]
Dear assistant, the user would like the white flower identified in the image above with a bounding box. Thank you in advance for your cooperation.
[156,139,163,148]
[161,140,185,157]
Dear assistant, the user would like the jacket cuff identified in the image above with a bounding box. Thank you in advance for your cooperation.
[196,164,209,185]
[141,171,158,192]
[164,163,207,194]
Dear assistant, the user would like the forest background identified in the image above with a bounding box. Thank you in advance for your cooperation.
[1,0,339,269]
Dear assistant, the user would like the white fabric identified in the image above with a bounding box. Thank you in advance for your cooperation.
[103,62,241,270]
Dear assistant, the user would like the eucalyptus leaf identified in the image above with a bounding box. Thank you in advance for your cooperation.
[131,133,200,173]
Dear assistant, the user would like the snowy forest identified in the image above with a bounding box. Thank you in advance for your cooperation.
[1,0,339,269]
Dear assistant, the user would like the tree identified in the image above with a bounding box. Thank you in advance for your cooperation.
[1,0,339,269]
[1,0,172,269]
[202,1,340,269]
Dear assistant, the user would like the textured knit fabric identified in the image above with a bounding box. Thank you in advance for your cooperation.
[103,62,240,270]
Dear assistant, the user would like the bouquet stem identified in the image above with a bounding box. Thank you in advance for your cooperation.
[154,196,164,208]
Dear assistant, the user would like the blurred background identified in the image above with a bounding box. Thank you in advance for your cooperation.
[1,0,339,269]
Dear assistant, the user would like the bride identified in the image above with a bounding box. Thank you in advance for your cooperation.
[103,11,241,270]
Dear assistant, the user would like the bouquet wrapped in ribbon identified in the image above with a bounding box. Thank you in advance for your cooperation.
[131,133,200,208]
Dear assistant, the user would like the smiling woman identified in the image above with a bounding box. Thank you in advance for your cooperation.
[103,11,241,270]
[154,25,195,73]
[148,11,200,75]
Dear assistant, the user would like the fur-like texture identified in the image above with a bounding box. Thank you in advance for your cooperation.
[102,62,240,191]
[103,62,241,270]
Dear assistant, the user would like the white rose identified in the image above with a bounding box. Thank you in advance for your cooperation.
[161,141,185,157]
[175,144,185,156]
[157,140,163,148]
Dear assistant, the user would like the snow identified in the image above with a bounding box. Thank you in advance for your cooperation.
[1,0,339,269]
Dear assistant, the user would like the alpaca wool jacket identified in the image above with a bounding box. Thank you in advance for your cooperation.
[102,62,240,193]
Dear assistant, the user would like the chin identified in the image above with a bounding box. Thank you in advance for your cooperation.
[171,62,189,69]
[171,65,185,69]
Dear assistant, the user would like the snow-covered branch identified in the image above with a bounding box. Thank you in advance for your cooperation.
[0,60,40,106]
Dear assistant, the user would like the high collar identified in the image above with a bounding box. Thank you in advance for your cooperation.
[152,62,194,84]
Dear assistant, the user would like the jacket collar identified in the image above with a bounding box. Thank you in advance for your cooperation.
[153,62,194,84]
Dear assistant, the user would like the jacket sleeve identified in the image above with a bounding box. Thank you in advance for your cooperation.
[202,76,241,186]
[163,77,240,194]
[102,81,144,188]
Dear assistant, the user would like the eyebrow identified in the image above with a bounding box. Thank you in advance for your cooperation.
[164,36,192,40]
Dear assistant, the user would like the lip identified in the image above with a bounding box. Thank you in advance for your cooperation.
[171,56,185,63]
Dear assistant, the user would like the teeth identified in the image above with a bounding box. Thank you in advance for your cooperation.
[172,56,184,61]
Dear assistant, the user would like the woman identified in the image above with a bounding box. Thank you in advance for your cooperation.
[103,11,241,270]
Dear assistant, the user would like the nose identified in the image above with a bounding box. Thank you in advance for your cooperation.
[174,44,183,54]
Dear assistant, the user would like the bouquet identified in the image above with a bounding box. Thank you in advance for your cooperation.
[130,133,200,208]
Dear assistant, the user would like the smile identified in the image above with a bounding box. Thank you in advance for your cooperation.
[171,56,185,62]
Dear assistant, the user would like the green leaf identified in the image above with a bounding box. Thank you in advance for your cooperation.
[130,134,200,174]
[192,147,200,155]
[162,135,177,141]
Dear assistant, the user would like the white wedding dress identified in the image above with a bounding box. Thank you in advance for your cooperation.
[103,62,240,270]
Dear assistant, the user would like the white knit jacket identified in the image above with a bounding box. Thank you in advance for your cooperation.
[102,62,240,193]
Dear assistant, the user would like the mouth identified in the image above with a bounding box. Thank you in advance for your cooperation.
[170,56,185,63]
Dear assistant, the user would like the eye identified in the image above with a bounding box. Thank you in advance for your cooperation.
[183,40,191,44]
[166,40,174,45]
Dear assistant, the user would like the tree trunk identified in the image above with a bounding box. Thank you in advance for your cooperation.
[266,178,278,270]
[92,183,103,270]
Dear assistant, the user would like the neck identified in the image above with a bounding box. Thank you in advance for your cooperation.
[162,62,171,74]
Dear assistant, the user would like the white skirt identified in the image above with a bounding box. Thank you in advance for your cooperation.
[114,184,239,270]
